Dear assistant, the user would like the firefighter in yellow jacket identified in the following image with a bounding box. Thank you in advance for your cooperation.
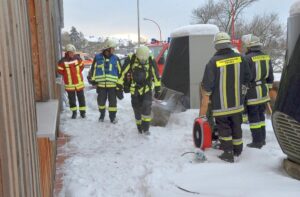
[200,32,251,162]
[117,46,161,135]
[88,39,122,123]
[57,44,86,119]
[242,34,274,148]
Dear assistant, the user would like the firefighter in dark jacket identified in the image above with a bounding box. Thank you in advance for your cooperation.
[200,32,251,162]
[88,39,122,123]
[57,44,86,119]
[242,34,274,148]
[116,46,161,135]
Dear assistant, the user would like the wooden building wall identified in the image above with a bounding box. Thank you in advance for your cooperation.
[0,0,41,196]
[0,0,63,196]
[29,0,63,101]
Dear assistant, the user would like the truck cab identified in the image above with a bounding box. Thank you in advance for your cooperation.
[147,39,169,76]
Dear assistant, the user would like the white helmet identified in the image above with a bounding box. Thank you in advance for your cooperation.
[242,34,262,48]
[136,46,150,61]
[214,32,231,45]
[102,38,117,50]
[65,44,76,53]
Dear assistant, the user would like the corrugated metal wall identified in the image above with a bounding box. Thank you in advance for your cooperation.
[0,0,41,196]
[0,0,63,196]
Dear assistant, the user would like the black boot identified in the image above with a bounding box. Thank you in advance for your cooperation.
[261,126,266,146]
[218,151,234,163]
[247,142,263,149]
[137,125,143,134]
[143,130,151,136]
[110,118,118,124]
[71,111,77,119]
[99,113,105,122]
[80,111,86,118]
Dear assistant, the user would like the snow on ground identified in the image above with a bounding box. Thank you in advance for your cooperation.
[58,73,300,197]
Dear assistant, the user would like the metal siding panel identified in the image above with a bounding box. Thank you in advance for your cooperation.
[189,35,216,109]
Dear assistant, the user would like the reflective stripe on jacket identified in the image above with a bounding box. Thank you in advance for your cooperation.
[202,48,251,117]
[245,48,274,106]
[117,54,161,95]
[57,56,85,91]
[91,53,121,88]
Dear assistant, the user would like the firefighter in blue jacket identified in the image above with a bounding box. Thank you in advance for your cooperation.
[200,32,251,162]
[116,46,161,135]
[88,39,122,123]
[243,34,274,148]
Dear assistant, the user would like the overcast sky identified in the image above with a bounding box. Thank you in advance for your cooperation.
[63,0,296,41]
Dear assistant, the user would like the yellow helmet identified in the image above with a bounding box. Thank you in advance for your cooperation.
[102,38,117,50]
[214,32,231,45]
[242,34,262,48]
[136,46,150,61]
[65,44,76,53]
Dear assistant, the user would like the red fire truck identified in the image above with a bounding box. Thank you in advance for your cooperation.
[147,39,169,76]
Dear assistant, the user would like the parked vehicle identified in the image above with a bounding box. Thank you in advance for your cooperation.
[147,39,169,76]
[272,1,300,180]
[76,52,93,68]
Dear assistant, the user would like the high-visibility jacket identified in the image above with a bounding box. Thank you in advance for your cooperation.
[57,55,85,92]
[90,53,121,88]
[117,54,161,95]
[202,48,251,117]
[245,48,274,106]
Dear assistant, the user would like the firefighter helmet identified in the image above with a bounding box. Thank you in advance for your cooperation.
[102,39,117,50]
[214,32,231,45]
[136,46,150,62]
[242,34,262,48]
[65,44,76,53]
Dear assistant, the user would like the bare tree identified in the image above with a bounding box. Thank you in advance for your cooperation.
[192,0,222,24]
[192,1,286,72]
[192,0,259,34]
[236,13,286,72]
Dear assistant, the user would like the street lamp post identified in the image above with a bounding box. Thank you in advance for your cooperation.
[143,18,162,42]
[137,0,141,46]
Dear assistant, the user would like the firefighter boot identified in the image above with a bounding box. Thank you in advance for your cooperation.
[261,126,266,146]
[218,151,234,163]
[80,111,86,118]
[71,111,77,119]
[143,130,151,136]
[247,142,263,149]
[110,118,118,124]
[137,125,143,134]
[99,113,105,122]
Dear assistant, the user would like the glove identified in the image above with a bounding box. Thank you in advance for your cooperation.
[87,75,96,85]
[199,115,208,121]
[116,83,123,91]
[154,86,161,99]
[116,89,124,100]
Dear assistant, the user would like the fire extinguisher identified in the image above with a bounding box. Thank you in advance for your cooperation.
[193,117,212,150]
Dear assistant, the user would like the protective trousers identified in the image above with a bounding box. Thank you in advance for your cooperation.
[131,91,152,132]
[67,90,86,113]
[247,104,266,143]
[97,87,117,121]
[215,114,243,155]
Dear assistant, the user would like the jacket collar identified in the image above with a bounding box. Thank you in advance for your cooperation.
[215,48,234,56]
